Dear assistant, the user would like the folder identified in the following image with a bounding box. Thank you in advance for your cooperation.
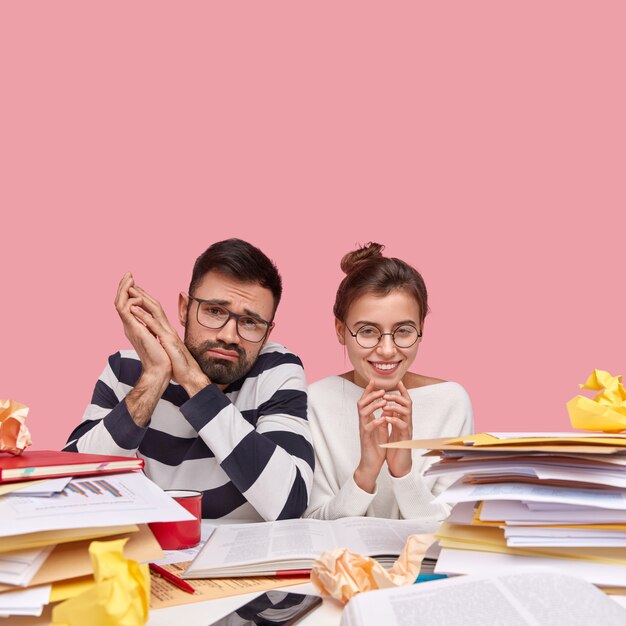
[0,525,138,555]
[0,524,162,593]
[0,450,143,483]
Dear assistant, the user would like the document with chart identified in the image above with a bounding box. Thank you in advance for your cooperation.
[0,471,194,536]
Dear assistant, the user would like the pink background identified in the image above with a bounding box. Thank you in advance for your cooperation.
[1,3,625,450]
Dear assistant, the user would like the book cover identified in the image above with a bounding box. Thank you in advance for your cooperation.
[0,450,143,482]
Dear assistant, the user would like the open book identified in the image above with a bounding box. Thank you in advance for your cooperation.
[340,569,626,626]
[183,517,434,578]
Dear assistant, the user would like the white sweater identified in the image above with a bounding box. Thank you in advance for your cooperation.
[304,376,474,521]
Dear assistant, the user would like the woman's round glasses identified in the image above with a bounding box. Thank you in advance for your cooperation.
[190,298,272,343]
[347,324,422,349]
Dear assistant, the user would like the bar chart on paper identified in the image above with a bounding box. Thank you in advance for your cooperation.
[64,479,124,498]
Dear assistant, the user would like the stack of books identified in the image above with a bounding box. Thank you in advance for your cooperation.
[0,450,192,620]
[388,433,626,593]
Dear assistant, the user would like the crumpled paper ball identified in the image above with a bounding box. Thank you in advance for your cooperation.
[567,369,626,433]
[51,538,150,626]
[0,399,32,455]
[311,534,435,604]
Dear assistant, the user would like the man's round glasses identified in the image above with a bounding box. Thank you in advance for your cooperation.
[190,298,272,343]
[347,324,422,349]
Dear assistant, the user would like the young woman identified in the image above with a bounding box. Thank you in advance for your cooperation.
[305,243,473,520]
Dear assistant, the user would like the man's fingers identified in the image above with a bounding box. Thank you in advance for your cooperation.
[115,272,134,309]
[129,286,171,327]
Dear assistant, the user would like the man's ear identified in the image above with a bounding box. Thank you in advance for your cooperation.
[178,292,190,327]
[335,318,346,345]
[261,323,275,347]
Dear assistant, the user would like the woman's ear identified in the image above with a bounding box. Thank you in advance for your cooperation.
[178,292,190,327]
[335,318,346,345]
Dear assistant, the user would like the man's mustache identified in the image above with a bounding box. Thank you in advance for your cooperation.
[199,340,245,359]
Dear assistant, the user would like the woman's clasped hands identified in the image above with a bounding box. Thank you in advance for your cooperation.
[354,379,413,494]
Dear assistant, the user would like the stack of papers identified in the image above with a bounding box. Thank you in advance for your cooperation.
[0,451,194,620]
[386,433,626,592]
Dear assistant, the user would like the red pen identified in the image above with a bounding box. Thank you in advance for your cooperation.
[149,562,196,594]
[274,569,311,578]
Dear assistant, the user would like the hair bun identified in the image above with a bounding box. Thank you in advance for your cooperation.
[340,242,385,275]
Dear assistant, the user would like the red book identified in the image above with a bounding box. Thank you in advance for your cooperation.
[0,450,144,483]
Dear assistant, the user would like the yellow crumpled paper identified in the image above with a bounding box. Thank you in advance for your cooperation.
[310,534,434,604]
[0,399,32,454]
[567,369,626,433]
[51,538,150,626]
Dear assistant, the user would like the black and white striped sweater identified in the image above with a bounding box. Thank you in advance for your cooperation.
[64,342,314,521]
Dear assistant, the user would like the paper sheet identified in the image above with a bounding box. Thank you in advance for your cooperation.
[0,524,162,595]
[0,584,51,616]
[0,472,194,537]
[479,499,626,525]
[436,522,626,564]
[10,477,72,496]
[435,547,626,587]
[0,480,55,497]
[434,478,626,510]
[0,524,138,555]
[0,544,54,586]
[149,560,306,609]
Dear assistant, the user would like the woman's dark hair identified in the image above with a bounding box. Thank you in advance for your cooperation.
[333,242,429,327]
[189,238,282,312]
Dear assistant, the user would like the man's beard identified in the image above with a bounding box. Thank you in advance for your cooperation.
[185,336,256,386]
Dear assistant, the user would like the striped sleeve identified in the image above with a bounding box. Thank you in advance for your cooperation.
[179,347,314,521]
[64,352,148,456]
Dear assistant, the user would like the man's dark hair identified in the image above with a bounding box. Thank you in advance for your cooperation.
[189,238,283,312]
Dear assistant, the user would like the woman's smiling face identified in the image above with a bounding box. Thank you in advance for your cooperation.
[336,288,422,390]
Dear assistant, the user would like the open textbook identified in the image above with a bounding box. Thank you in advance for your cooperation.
[184,517,434,578]
[340,569,626,626]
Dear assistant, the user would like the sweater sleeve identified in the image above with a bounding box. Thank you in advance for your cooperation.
[64,352,148,456]
[390,384,475,520]
[304,396,378,519]
[179,352,314,521]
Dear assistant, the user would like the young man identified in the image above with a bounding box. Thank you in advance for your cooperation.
[65,239,313,521]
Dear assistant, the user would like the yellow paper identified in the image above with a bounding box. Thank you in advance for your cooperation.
[310,534,433,604]
[50,576,95,602]
[0,525,138,555]
[567,369,626,433]
[150,561,306,609]
[51,538,150,626]
[0,398,32,454]
[445,433,626,447]
[436,522,626,565]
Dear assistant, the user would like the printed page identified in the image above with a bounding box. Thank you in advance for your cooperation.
[341,570,626,626]
[333,517,436,556]
[186,519,335,574]
[0,472,194,536]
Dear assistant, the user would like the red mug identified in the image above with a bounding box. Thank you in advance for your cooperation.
[148,490,202,550]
